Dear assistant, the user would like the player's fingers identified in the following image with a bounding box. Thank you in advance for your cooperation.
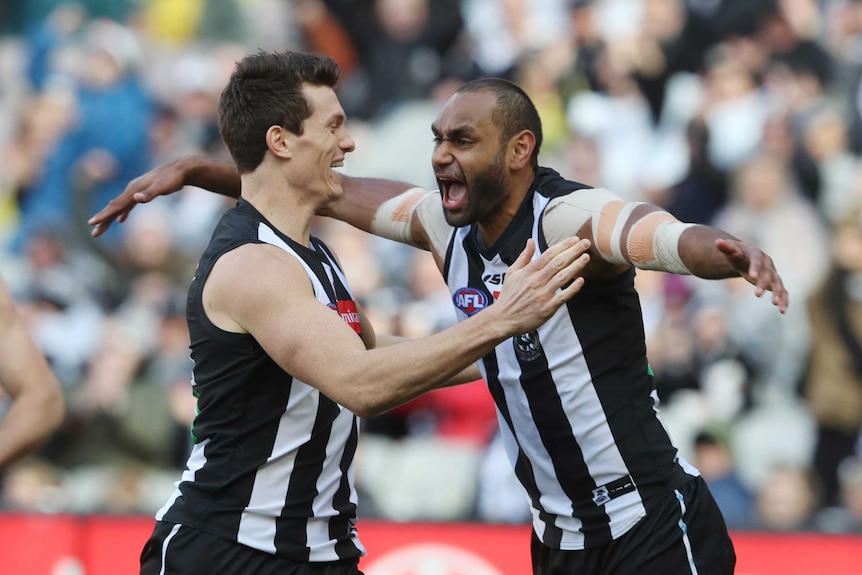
[747,255,762,283]
[542,238,589,278]
[509,238,537,273]
[556,253,589,296]
[133,182,161,203]
[558,276,586,302]
[767,275,789,313]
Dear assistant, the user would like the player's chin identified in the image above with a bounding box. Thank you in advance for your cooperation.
[443,208,470,228]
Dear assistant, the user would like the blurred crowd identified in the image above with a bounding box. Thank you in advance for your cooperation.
[0,0,861,535]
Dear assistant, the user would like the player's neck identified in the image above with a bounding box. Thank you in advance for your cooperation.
[241,173,316,247]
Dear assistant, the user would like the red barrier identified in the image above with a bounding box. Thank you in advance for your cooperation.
[0,514,860,575]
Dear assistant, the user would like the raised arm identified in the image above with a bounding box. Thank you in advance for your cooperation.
[0,280,65,470]
[207,236,589,418]
[89,157,241,236]
[89,156,423,240]
[544,189,789,313]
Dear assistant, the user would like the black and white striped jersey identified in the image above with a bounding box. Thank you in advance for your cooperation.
[424,168,699,550]
[156,199,365,562]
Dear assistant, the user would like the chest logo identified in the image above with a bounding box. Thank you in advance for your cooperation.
[513,330,543,362]
[453,287,488,316]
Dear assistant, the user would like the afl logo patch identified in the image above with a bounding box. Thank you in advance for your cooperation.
[513,330,543,362]
[453,287,487,316]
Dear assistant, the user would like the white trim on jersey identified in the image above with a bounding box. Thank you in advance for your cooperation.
[674,489,699,575]
[158,523,182,575]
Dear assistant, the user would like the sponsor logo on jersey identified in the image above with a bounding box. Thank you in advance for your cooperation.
[592,485,610,505]
[513,330,543,362]
[482,272,505,285]
[483,273,504,300]
[592,476,636,506]
[329,300,362,333]
[453,287,487,316]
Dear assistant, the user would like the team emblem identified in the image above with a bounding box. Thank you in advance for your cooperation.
[592,486,610,506]
[513,330,543,362]
[453,287,488,316]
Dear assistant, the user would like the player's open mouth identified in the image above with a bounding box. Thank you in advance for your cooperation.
[437,175,466,211]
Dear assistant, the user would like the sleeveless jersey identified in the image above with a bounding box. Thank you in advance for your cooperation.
[439,168,698,550]
[156,199,365,562]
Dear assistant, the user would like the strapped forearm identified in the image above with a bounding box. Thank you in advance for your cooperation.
[544,190,694,274]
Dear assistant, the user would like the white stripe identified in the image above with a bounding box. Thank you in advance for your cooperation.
[156,439,209,521]
[674,489,699,575]
[258,223,330,300]
[158,523,182,575]
[237,381,318,552]
[307,409,360,562]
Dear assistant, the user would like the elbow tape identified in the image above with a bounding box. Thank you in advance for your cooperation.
[369,188,428,245]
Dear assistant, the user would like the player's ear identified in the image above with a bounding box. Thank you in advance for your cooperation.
[266,125,291,159]
[509,130,535,170]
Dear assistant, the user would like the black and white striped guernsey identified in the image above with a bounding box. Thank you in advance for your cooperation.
[441,168,699,550]
[156,198,365,562]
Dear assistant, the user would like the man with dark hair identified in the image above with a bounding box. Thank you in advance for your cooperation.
[131,51,588,575]
[94,72,788,574]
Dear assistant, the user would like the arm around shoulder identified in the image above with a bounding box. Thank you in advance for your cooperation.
[211,237,589,417]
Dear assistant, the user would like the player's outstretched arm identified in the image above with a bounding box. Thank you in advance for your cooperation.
[89,157,242,237]
[89,156,421,240]
[619,208,789,312]
[545,192,789,314]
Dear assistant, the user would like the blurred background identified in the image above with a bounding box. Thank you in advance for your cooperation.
[1,0,862,560]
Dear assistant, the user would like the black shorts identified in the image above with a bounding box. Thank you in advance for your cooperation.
[140,521,364,575]
[531,476,736,575]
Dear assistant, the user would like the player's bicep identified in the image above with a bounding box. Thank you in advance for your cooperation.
[206,246,369,397]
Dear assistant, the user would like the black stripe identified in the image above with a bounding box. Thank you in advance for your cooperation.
[275,398,340,559]
[442,230,457,281]
[564,270,692,509]
[332,418,360,559]
[484,355,563,547]
[458,224,568,547]
[514,336,613,546]
[310,239,355,304]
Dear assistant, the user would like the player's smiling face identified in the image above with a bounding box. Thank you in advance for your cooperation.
[431,90,509,228]
[291,84,355,202]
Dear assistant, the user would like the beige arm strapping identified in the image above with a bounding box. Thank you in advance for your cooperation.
[369,188,433,246]
[596,201,694,274]
[369,188,453,258]
[543,190,693,274]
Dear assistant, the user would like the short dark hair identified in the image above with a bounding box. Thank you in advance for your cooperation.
[218,51,341,173]
[455,78,543,168]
